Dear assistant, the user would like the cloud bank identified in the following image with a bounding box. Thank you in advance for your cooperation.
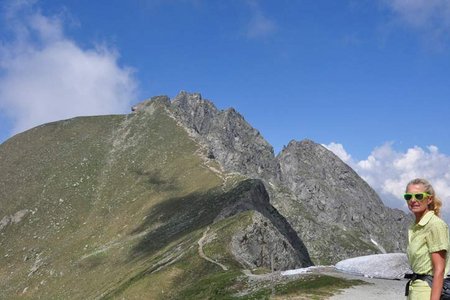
[324,142,450,221]
[0,2,137,137]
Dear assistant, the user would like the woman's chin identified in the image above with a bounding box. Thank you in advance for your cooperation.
[410,208,426,215]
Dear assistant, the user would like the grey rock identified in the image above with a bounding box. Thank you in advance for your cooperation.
[278,140,385,225]
[0,215,10,231]
[11,209,29,224]
[231,211,307,271]
[169,91,280,182]
[0,209,29,231]
[216,179,312,269]
[276,140,411,263]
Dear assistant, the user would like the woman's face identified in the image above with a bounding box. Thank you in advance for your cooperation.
[406,183,432,216]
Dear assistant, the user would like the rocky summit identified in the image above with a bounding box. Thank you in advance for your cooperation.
[0,91,411,299]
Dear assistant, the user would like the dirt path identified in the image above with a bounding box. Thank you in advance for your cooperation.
[197,226,228,271]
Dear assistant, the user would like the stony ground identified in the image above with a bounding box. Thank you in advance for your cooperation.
[325,269,406,300]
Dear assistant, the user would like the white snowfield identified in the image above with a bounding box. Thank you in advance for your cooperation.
[335,253,411,280]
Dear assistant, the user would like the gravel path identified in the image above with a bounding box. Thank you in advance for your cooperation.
[326,270,407,300]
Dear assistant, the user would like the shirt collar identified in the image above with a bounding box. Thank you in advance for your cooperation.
[417,210,435,226]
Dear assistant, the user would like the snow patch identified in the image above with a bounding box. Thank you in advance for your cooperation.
[335,253,411,280]
[281,265,328,276]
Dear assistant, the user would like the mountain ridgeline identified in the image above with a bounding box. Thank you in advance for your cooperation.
[0,92,410,299]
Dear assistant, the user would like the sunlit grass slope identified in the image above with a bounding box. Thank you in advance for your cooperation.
[0,101,226,298]
[0,100,363,299]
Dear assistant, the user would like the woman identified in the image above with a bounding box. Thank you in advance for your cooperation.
[405,178,450,300]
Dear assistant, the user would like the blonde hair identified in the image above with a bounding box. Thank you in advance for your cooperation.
[406,178,442,217]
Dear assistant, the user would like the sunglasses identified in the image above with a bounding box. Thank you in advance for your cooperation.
[403,192,431,201]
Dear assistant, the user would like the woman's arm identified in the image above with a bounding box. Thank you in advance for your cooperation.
[431,250,446,300]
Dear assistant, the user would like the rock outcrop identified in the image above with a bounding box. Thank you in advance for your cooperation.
[0,209,30,231]
[231,211,306,271]
[215,179,312,269]
[169,91,281,182]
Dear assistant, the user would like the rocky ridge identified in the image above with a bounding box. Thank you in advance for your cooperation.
[133,91,411,263]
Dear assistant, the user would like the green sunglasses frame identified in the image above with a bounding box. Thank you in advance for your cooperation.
[403,192,431,201]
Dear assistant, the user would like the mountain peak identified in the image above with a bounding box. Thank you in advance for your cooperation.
[166,91,279,181]
[172,91,218,115]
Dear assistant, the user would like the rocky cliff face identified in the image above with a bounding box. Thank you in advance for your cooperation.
[170,91,281,182]
[276,140,410,262]
[132,91,411,264]
[214,179,312,270]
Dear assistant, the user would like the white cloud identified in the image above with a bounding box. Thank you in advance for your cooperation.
[324,142,352,163]
[245,0,277,39]
[383,0,450,27]
[382,0,450,46]
[324,142,450,222]
[0,2,138,136]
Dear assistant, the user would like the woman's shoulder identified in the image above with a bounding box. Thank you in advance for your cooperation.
[429,213,449,229]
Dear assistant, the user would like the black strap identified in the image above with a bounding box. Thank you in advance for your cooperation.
[404,273,433,296]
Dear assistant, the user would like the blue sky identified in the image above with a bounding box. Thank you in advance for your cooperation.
[1,0,450,218]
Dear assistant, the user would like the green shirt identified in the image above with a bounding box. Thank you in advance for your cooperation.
[407,211,450,275]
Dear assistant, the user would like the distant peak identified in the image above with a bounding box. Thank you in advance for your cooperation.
[171,91,219,114]
[172,91,204,106]
[174,90,202,101]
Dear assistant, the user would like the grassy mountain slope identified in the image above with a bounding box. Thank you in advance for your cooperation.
[0,100,355,299]
[0,102,229,298]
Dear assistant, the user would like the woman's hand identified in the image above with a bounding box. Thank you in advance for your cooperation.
[431,250,446,300]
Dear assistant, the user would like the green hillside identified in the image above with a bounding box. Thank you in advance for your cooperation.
[0,100,362,299]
